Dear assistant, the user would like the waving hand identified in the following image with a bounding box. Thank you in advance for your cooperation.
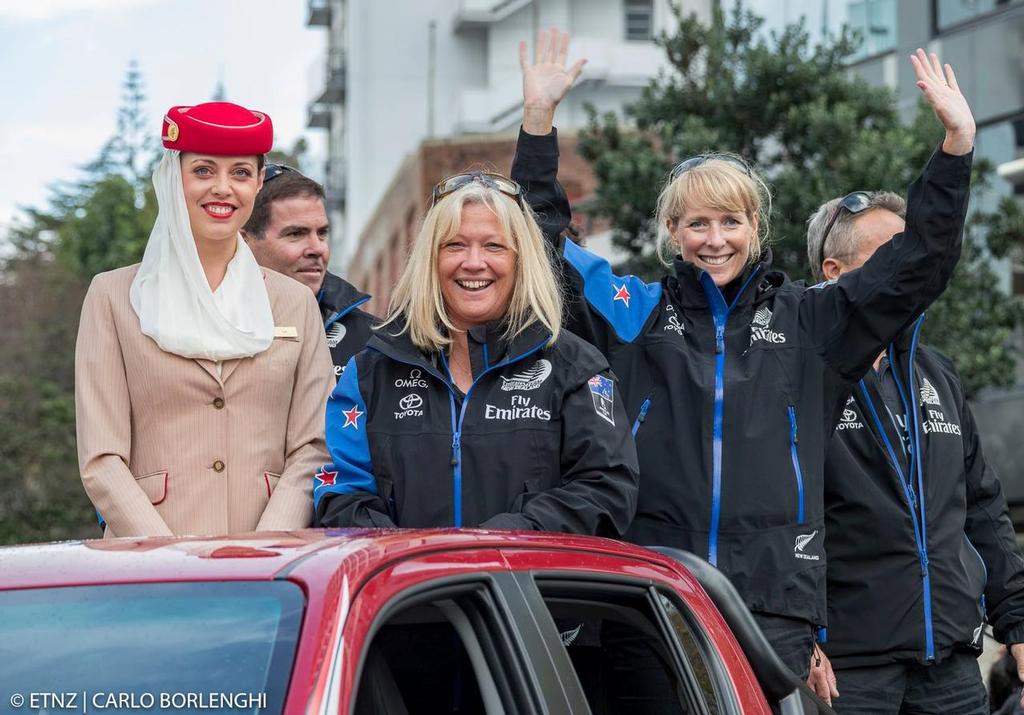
[910,48,975,155]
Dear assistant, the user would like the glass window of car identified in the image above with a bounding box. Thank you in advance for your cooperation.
[0,581,303,714]
[352,586,530,715]
[534,580,724,715]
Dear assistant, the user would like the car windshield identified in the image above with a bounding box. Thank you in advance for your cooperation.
[0,581,304,714]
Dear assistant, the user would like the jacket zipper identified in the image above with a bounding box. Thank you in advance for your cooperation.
[440,341,547,527]
[859,314,935,660]
[787,405,805,524]
[704,267,761,567]
[631,398,651,436]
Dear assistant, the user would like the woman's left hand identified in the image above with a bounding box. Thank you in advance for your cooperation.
[910,48,975,155]
[806,643,839,705]
[519,28,586,135]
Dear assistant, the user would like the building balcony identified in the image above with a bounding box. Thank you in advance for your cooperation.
[307,0,331,27]
[454,0,533,32]
[307,102,332,129]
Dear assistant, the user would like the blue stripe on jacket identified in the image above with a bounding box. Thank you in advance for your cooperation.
[563,238,662,343]
[314,356,375,511]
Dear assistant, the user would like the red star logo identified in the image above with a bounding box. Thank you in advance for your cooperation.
[315,468,338,487]
[613,284,631,307]
[342,405,364,429]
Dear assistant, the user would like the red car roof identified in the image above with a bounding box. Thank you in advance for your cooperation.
[0,529,681,591]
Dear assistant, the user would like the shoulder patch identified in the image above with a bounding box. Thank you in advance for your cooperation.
[587,374,616,426]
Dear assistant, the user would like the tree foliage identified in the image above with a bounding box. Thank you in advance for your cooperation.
[0,61,160,543]
[577,1,1023,395]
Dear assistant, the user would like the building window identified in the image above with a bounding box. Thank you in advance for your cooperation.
[846,0,897,60]
[625,0,654,41]
[937,0,1024,31]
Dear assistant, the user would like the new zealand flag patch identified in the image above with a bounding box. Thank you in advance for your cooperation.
[587,375,615,426]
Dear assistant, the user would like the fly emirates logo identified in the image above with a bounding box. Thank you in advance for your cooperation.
[485,394,551,422]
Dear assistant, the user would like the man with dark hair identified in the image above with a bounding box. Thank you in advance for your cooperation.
[242,166,376,376]
[805,188,1024,713]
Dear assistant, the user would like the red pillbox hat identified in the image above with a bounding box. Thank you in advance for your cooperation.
[161,102,273,154]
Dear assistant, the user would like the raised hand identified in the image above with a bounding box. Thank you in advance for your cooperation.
[519,28,587,135]
[910,48,975,155]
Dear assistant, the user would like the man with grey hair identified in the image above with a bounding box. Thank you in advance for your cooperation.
[807,190,1024,713]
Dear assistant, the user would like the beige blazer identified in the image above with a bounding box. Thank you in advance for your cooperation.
[75,264,334,537]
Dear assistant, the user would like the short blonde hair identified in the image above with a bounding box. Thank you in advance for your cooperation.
[654,155,771,267]
[383,182,562,353]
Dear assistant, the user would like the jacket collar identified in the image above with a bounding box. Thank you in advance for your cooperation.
[668,248,781,310]
[318,271,370,320]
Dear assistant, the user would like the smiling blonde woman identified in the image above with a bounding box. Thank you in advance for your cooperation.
[313,172,638,534]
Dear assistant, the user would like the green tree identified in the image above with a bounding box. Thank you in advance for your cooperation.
[577,1,1023,395]
[0,62,161,543]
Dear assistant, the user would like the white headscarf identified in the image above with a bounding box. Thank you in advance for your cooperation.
[129,150,274,360]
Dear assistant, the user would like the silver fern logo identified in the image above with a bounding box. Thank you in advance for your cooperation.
[326,322,346,349]
[920,378,941,406]
[794,530,820,560]
[560,623,583,646]
[500,359,552,391]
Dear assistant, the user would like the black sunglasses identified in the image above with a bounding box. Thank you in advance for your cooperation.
[670,153,753,180]
[430,172,525,208]
[264,163,300,182]
[818,191,872,271]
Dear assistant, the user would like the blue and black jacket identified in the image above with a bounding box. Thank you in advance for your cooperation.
[824,322,1024,667]
[313,320,639,534]
[318,270,377,377]
[512,127,971,626]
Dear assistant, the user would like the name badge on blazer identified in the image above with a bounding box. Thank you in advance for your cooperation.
[274,326,299,340]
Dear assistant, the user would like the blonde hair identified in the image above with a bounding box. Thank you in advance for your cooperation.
[654,155,772,267]
[382,182,562,353]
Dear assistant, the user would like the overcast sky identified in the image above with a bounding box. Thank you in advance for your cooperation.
[0,0,325,236]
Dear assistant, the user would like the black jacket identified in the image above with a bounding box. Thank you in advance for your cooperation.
[512,128,971,625]
[823,322,1024,667]
[318,271,377,377]
[314,321,639,535]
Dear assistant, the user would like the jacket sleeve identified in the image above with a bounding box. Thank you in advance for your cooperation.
[478,369,639,536]
[511,127,663,351]
[799,147,972,381]
[961,398,1024,645]
[257,290,334,530]
[314,356,397,528]
[76,275,173,537]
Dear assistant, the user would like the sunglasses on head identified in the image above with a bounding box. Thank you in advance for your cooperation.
[817,191,872,271]
[264,163,300,182]
[431,172,525,208]
[670,153,753,180]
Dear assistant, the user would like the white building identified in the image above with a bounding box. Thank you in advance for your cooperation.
[306,0,711,269]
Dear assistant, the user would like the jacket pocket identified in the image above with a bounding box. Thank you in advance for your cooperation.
[134,470,168,505]
[787,405,805,524]
[962,535,988,603]
[264,472,281,498]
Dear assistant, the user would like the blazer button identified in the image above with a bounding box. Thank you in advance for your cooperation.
[212,397,225,409]
[213,460,225,473]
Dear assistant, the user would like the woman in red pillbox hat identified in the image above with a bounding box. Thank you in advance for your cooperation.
[74,101,334,537]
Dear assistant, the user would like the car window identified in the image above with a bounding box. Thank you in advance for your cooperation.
[0,581,303,714]
[352,587,528,715]
[535,581,716,715]
[656,592,727,714]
